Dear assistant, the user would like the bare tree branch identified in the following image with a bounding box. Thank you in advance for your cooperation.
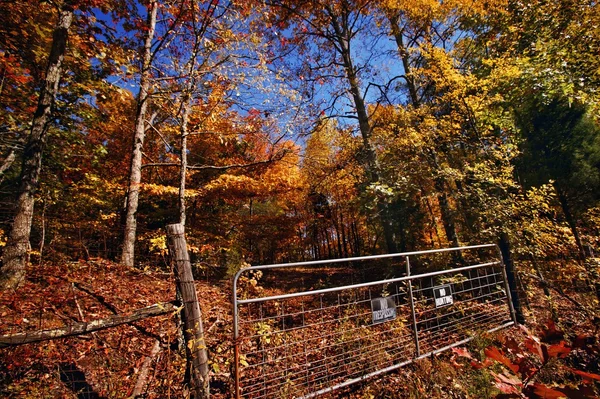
[142,152,288,171]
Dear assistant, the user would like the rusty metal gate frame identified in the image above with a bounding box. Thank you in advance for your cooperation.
[233,244,517,398]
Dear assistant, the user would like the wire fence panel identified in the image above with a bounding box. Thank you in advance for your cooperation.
[233,245,516,399]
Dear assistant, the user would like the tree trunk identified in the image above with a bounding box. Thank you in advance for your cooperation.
[324,227,332,259]
[0,149,15,177]
[312,223,320,260]
[326,4,397,254]
[0,4,74,290]
[339,212,349,257]
[332,209,344,258]
[175,0,219,228]
[387,13,420,108]
[179,100,190,226]
[554,183,585,260]
[121,1,158,267]
[351,220,361,256]
[388,14,463,254]
[498,232,525,324]
[435,179,460,249]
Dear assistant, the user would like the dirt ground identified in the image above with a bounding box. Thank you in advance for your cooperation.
[0,260,598,398]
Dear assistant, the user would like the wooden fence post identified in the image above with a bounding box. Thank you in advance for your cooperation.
[166,223,209,399]
[499,232,526,324]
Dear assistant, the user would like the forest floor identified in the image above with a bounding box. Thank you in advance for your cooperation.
[0,259,598,398]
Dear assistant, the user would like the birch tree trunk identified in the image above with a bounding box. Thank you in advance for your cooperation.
[179,109,189,226]
[0,4,74,290]
[121,1,158,267]
[177,0,219,227]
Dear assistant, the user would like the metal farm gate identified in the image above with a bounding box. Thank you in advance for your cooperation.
[233,244,517,399]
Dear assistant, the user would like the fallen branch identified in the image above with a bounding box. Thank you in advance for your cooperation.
[73,282,118,313]
[72,282,163,341]
[131,339,162,398]
[0,302,176,348]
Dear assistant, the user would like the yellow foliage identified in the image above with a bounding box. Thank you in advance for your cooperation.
[148,234,168,256]
[140,183,199,198]
[100,212,116,221]
[381,0,508,25]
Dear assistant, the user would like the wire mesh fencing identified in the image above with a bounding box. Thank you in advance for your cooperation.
[0,224,212,399]
[233,244,517,399]
[0,261,186,399]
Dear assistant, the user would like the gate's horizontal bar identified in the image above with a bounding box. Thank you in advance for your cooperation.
[240,243,497,272]
[237,261,501,304]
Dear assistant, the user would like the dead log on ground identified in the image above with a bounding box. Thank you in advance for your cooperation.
[0,302,176,348]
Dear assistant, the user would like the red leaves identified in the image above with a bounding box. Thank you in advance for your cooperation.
[524,335,545,362]
[539,320,564,343]
[526,383,567,399]
[546,341,571,359]
[453,319,599,399]
[493,371,523,394]
[451,346,473,359]
[494,380,522,395]
[571,369,600,384]
[485,346,520,374]
[450,346,484,368]
[521,323,573,363]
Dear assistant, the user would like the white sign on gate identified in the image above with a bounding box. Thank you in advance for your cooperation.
[371,296,397,324]
[433,284,453,307]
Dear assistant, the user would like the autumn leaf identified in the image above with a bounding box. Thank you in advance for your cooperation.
[546,342,571,359]
[540,320,564,343]
[485,346,520,374]
[524,335,546,363]
[494,381,521,395]
[503,337,521,353]
[493,371,522,387]
[553,385,598,398]
[572,334,594,349]
[571,369,600,384]
[469,358,494,369]
[451,346,472,359]
[525,383,567,399]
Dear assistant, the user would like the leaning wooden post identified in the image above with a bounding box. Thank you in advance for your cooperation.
[498,232,525,324]
[166,223,209,399]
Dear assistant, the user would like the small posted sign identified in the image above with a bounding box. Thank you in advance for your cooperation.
[433,284,453,308]
[371,296,397,324]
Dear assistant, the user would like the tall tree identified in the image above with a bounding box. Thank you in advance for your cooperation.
[173,0,228,227]
[302,120,367,258]
[516,97,600,259]
[121,1,158,267]
[0,1,74,289]
[377,0,467,250]
[265,0,399,253]
[467,0,600,261]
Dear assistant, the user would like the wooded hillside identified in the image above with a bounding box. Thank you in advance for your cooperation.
[0,0,599,398]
